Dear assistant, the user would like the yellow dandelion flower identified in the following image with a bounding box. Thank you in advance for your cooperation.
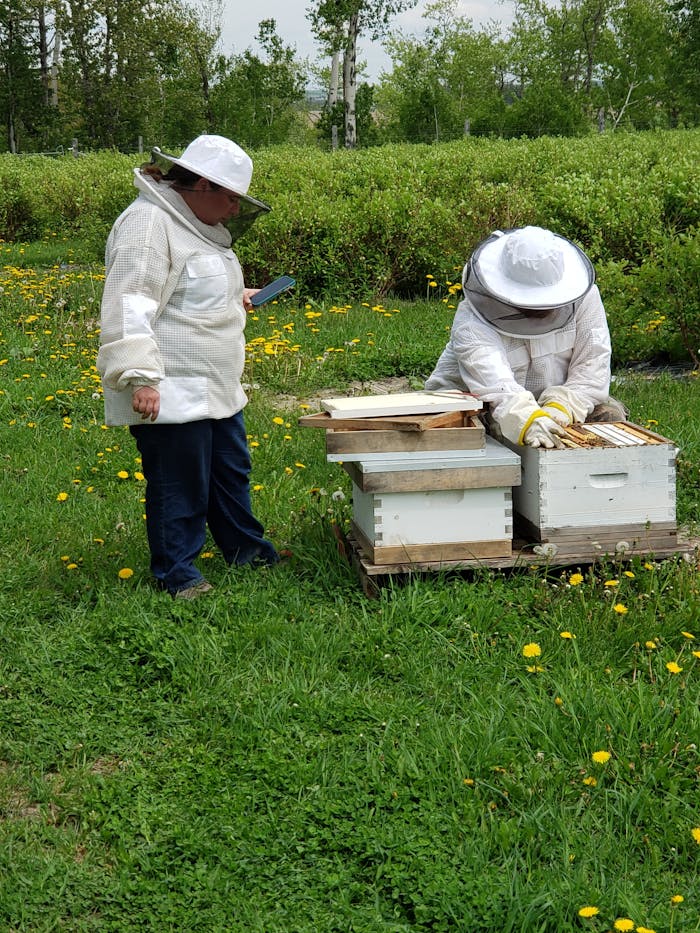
[560,631,576,639]
[294,462,306,468]
[623,570,635,578]
[526,664,545,672]
[554,696,563,706]
[644,562,654,570]
[636,926,657,933]
[117,567,134,580]
[583,776,597,787]
[645,641,657,649]
[56,491,68,502]
[604,579,619,587]
[666,661,682,674]
[272,416,284,425]
[614,919,634,931]
[569,573,584,585]
[201,552,214,559]
[252,484,264,491]
[681,631,695,639]
[691,827,700,845]
[578,906,599,918]
[671,895,683,904]
[134,471,145,481]
[613,603,628,614]
[66,563,78,571]
[592,750,611,765]
[523,642,541,658]
[117,470,129,479]
[463,778,474,786]
[284,466,293,475]
[693,650,700,659]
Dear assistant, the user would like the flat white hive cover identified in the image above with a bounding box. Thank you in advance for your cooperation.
[321,390,483,419]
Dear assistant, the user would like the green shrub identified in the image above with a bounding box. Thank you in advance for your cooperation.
[1,131,700,363]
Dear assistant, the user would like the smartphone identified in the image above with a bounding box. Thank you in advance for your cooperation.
[250,275,296,307]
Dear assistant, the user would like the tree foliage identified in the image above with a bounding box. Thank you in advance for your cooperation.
[0,0,698,153]
[211,19,308,150]
[378,0,696,140]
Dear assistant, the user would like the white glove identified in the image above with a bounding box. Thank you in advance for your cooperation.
[538,387,589,425]
[541,403,570,427]
[524,416,568,449]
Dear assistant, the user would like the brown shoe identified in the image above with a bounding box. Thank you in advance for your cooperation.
[174,580,214,600]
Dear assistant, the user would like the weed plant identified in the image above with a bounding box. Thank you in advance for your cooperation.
[0,257,699,931]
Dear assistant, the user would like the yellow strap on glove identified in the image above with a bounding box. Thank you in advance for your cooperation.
[523,415,568,449]
[541,402,571,427]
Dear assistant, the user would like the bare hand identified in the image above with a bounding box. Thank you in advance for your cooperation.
[132,386,160,421]
[243,288,259,311]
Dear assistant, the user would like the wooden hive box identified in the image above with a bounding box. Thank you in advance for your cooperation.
[299,410,485,461]
[505,422,678,555]
[343,437,521,565]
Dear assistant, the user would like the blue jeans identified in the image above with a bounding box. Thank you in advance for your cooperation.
[130,412,279,594]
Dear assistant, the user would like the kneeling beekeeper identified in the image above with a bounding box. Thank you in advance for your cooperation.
[425,225,627,449]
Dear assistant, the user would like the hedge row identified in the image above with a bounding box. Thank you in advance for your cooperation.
[1,130,699,361]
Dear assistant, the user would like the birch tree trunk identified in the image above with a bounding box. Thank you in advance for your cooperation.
[328,48,340,108]
[343,11,358,148]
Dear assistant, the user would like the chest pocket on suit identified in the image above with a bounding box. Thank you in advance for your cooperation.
[183,254,228,313]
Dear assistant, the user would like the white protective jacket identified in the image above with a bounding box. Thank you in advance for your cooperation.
[97,171,248,426]
[425,284,612,445]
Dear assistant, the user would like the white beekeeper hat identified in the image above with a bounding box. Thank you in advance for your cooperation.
[464,226,595,337]
[151,134,270,237]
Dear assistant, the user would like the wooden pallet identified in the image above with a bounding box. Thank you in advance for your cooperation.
[343,528,699,598]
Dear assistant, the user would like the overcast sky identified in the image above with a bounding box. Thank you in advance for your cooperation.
[220,0,515,82]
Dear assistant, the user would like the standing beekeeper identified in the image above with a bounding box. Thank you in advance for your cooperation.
[97,134,281,599]
[425,226,627,448]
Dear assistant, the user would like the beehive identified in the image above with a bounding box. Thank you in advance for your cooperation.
[343,438,521,565]
[506,422,678,554]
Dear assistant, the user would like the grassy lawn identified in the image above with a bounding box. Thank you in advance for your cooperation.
[0,251,699,932]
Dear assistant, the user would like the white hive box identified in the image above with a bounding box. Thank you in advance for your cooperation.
[343,437,521,565]
[505,422,678,555]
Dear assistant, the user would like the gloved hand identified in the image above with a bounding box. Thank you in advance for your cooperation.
[538,387,589,425]
[541,403,570,427]
[524,416,568,449]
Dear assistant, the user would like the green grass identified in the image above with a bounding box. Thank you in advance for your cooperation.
[0,260,699,931]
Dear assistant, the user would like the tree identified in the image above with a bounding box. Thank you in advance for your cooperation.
[0,0,58,151]
[377,0,510,142]
[669,0,700,123]
[211,19,307,149]
[52,0,224,149]
[307,0,419,148]
[599,0,673,130]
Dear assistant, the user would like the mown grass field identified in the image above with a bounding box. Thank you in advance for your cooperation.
[0,241,699,932]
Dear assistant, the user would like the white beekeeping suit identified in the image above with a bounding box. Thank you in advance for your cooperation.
[426,226,625,449]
